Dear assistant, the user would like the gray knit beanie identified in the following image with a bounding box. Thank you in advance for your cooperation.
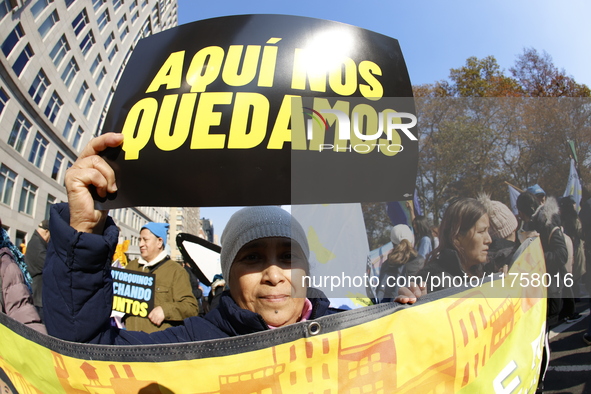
[488,200,518,240]
[478,193,518,240]
[220,206,309,283]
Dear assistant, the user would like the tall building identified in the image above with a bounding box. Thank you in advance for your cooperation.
[168,207,201,261]
[0,0,178,252]
[200,217,214,243]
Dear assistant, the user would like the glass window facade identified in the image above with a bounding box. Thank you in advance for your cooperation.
[38,10,59,39]
[44,91,63,123]
[28,69,50,104]
[51,152,64,180]
[45,194,56,219]
[28,132,49,168]
[31,0,53,19]
[12,44,34,76]
[72,126,83,150]
[63,114,75,139]
[97,8,109,31]
[8,113,32,154]
[49,35,70,67]
[104,31,114,49]
[107,45,118,62]
[89,54,101,75]
[71,8,89,37]
[18,179,37,215]
[0,88,8,114]
[61,57,79,87]
[0,164,17,206]
[79,30,95,56]
[92,0,105,11]
[83,94,95,116]
[75,81,88,104]
[2,23,24,57]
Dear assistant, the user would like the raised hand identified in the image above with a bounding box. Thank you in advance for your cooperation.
[65,133,123,234]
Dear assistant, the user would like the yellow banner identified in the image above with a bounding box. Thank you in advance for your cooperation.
[0,238,546,393]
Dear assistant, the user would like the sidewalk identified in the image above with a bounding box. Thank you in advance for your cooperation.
[544,300,591,394]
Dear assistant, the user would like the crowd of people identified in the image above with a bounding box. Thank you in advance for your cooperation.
[1,133,590,382]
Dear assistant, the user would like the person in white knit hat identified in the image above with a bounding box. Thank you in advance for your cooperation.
[477,194,519,273]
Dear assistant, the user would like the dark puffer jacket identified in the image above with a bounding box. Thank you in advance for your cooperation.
[44,203,338,345]
[417,248,488,293]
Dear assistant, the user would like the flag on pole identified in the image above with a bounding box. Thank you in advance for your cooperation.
[387,201,413,226]
[291,203,370,306]
[508,184,521,215]
[387,189,422,226]
[563,158,582,212]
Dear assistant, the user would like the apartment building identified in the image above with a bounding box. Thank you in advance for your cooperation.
[0,0,178,252]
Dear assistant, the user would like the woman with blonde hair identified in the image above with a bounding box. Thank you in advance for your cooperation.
[376,225,425,303]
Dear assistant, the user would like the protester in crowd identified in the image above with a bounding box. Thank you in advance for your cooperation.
[418,198,492,293]
[516,193,541,244]
[43,133,424,345]
[557,196,585,322]
[182,261,204,314]
[579,188,591,292]
[559,196,586,287]
[517,192,571,391]
[24,219,50,322]
[578,188,591,345]
[477,194,519,272]
[0,219,46,333]
[526,184,547,205]
[516,192,568,327]
[123,222,198,333]
[376,225,425,303]
[412,216,434,260]
[207,274,226,312]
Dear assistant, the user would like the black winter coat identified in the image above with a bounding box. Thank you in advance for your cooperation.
[44,203,338,345]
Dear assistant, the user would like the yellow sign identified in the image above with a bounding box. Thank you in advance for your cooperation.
[0,238,546,393]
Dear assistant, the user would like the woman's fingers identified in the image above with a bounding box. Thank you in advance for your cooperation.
[78,133,123,161]
[67,155,118,196]
[394,281,428,304]
[395,286,417,304]
[65,133,123,233]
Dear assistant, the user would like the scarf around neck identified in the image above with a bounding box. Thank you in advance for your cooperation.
[137,250,169,270]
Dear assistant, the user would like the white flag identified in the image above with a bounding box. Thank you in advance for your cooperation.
[563,158,582,212]
[291,203,370,308]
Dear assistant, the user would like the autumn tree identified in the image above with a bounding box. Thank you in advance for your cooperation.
[365,51,591,248]
[414,52,591,224]
[414,56,521,221]
[510,48,591,97]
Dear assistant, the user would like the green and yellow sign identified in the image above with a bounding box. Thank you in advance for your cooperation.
[0,238,546,393]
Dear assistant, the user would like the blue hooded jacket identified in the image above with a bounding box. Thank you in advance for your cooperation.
[43,203,336,345]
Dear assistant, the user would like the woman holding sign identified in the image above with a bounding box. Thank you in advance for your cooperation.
[43,134,423,345]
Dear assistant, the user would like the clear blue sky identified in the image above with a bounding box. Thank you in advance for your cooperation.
[177,0,591,236]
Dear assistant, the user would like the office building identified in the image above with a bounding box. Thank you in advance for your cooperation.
[0,0,178,252]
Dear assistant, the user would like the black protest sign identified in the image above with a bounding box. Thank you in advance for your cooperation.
[111,267,155,317]
[98,15,417,208]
